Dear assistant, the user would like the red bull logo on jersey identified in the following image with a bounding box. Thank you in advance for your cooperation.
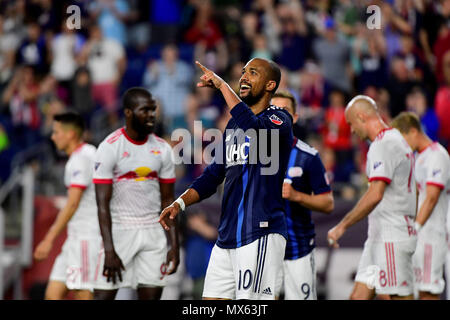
[117,166,158,181]
[150,149,161,155]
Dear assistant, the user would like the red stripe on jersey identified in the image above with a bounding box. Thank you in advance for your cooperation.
[375,127,393,141]
[424,244,432,284]
[368,177,392,184]
[106,128,124,144]
[93,178,113,184]
[81,240,88,283]
[159,178,176,184]
[73,143,86,154]
[69,184,87,190]
[426,182,445,190]
[385,242,391,286]
[390,243,397,286]
[121,128,148,145]
[94,244,104,282]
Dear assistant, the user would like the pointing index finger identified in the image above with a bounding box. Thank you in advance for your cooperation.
[195,60,208,73]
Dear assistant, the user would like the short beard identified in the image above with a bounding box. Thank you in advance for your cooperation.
[240,90,265,106]
[131,114,153,136]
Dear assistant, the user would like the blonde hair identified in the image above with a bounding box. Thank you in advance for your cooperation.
[391,111,423,133]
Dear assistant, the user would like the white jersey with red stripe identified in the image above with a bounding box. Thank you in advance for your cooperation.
[64,143,99,237]
[415,142,450,237]
[365,128,417,242]
[92,128,176,230]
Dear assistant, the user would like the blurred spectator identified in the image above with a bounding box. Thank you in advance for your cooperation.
[433,18,450,84]
[355,30,388,92]
[88,0,134,46]
[184,208,218,300]
[71,66,94,124]
[321,89,353,182]
[387,55,418,117]
[15,22,48,75]
[79,24,126,118]
[435,50,450,150]
[250,33,272,60]
[273,0,309,72]
[0,14,19,88]
[49,22,85,94]
[143,43,194,133]
[1,65,41,149]
[185,0,228,72]
[185,86,222,134]
[334,0,361,37]
[299,60,324,109]
[406,86,440,142]
[313,17,352,96]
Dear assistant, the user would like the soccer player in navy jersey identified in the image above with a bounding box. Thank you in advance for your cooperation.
[159,58,293,300]
[271,91,334,300]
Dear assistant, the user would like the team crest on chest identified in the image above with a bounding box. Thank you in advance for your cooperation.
[269,114,283,125]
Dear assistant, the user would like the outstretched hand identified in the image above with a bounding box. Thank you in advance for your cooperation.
[159,202,181,231]
[195,61,224,90]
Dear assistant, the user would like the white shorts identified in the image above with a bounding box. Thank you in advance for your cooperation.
[93,226,168,290]
[202,233,286,300]
[413,235,446,294]
[355,239,416,296]
[49,234,102,291]
[275,249,317,300]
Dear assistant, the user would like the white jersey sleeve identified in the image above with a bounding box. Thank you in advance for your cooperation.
[158,143,176,183]
[92,141,116,184]
[424,151,450,190]
[367,138,398,184]
[67,155,93,189]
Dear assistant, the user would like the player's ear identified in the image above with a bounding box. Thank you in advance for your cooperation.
[124,108,132,117]
[266,80,276,93]
[356,112,365,123]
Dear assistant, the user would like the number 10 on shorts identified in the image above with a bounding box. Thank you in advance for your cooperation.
[238,269,253,290]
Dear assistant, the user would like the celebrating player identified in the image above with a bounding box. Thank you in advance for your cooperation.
[391,112,450,300]
[92,87,179,300]
[271,91,334,300]
[327,95,417,300]
[159,58,293,300]
[34,112,101,300]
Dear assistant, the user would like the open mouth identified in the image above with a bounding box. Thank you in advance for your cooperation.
[240,83,251,94]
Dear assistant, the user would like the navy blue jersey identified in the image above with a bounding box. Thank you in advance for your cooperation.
[190,102,293,249]
[284,138,331,260]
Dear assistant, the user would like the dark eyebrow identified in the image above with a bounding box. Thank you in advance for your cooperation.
[242,67,259,73]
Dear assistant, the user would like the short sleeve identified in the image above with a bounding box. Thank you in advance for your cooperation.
[367,141,396,184]
[159,143,176,184]
[92,142,116,184]
[425,152,450,190]
[68,155,93,189]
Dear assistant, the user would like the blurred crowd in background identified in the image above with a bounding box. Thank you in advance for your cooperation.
[1,0,450,299]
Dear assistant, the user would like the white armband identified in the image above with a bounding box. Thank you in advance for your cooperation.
[414,222,422,233]
[174,198,185,211]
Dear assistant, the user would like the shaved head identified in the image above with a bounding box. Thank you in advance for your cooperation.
[345,95,384,141]
[345,95,378,117]
[248,58,281,93]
